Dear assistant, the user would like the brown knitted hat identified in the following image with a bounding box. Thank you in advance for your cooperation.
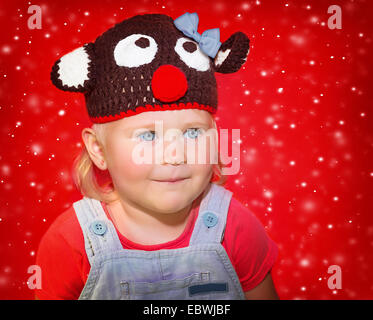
[50,12,250,123]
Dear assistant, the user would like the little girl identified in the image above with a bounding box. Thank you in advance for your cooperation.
[36,12,279,300]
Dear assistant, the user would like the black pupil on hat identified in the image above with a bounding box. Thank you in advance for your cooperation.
[135,37,150,48]
[183,41,197,53]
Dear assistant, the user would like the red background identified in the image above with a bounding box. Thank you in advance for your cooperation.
[0,0,372,299]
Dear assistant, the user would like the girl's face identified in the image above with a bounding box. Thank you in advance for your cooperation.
[98,109,216,215]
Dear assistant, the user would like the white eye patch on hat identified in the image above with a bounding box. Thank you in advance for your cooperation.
[113,34,210,72]
[114,34,158,68]
[57,46,91,89]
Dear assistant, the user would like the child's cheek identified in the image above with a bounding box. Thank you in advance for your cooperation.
[108,141,152,182]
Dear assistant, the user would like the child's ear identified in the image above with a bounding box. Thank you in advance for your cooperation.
[213,32,250,74]
[50,42,95,92]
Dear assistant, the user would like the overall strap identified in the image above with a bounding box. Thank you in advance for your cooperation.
[73,197,123,266]
[189,183,233,245]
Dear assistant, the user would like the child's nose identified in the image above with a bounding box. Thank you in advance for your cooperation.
[151,65,188,102]
[156,138,186,165]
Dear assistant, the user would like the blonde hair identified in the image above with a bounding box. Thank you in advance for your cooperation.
[71,114,228,204]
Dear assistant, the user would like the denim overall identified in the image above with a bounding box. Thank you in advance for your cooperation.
[73,183,245,300]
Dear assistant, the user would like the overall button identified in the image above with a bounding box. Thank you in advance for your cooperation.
[90,220,107,236]
[202,212,218,228]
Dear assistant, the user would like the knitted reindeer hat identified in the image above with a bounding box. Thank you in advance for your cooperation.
[50,12,250,123]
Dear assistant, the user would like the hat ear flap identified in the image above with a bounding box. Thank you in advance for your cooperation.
[50,42,95,92]
[213,32,250,74]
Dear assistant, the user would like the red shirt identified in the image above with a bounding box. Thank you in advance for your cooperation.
[35,196,278,300]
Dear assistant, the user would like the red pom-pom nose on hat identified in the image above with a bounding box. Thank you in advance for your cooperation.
[151,65,188,102]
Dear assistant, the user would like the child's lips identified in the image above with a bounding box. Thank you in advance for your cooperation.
[152,178,189,184]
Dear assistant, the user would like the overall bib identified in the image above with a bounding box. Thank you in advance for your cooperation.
[73,183,245,300]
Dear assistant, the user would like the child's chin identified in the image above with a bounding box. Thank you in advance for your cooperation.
[149,198,190,215]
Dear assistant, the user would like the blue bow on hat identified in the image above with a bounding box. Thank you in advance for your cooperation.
[174,12,221,59]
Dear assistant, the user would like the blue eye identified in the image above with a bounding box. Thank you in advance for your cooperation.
[184,128,203,139]
[138,131,156,141]
[137,129,203,141]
